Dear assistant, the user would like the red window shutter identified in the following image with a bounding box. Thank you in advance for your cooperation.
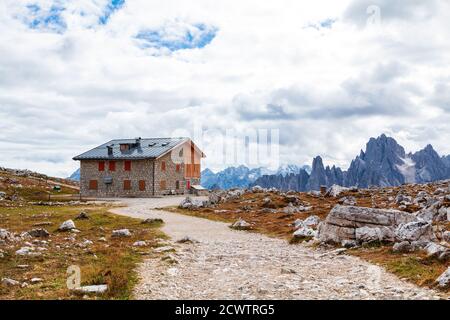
[161,161,166,172]
[98,161,105,171]
[123,180,131,190]
[139,180,146,191]
[176,164,180,172]
[186,164,192,177]
[186,180,191,189]
[124,161,131,171]
[109,161,116,171]
[160,180,166,190]
[89,180,98,190]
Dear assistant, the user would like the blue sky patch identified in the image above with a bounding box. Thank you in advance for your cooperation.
[320,18,336,29]
[99,0,125,25]
[136,23,217,52]
[23,3,67,34]
[305,18,337,31]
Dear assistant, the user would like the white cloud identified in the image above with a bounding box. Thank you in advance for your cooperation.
[0,0,450,177]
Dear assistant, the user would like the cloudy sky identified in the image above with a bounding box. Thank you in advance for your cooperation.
[1,0,449,177]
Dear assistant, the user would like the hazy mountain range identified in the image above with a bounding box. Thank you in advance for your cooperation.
[201,164,311,190]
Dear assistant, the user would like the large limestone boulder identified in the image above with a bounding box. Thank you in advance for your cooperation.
[318,205,417,244]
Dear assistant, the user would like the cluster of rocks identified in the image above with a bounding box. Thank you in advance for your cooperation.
[179,197,210,209]
[282,202,313,215]
[292,215,321,239]
[312,183,450,287]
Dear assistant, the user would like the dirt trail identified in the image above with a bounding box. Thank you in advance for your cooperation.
[111,197,441,300]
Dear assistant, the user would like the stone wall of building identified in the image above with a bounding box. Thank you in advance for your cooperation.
[80,159,155,198]
[154,152,186,195]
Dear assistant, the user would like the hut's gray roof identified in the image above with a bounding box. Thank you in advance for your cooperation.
[73,137,189,160]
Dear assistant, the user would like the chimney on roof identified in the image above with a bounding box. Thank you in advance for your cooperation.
[107,145,113,156]
[135,137,142,146]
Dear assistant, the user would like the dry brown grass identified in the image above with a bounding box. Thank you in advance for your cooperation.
[0,205,165,300]
[0,170,80,204]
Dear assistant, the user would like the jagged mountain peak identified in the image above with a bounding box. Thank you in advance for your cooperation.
[205,134,450,191]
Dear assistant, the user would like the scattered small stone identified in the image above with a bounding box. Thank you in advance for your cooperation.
[2,278,20,287]
[303,215,320,228]
[293,227,317,239]
[177,236,199,244]
[28,228,50,238]
[0,228,14,242]
[112,229,131,237]
[33,222,53,227]
[141,218,164,224]
[75,211,89,220]
[75,284,108,294]
[230,218,252,230]
[424,242,448,258]
[15,247,41,257]
[58,220,76,231]
[281,268,297,274]
[436,267,450,288]
[30,278,43,284]
[133,241,147,247]
[393,241,414,253]
[78,240,93,248]
[341,240,358,248]
[438,250,450,262]
[154,246,175,253]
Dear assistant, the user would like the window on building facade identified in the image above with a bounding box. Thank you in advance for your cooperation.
[124,160,131,171]
[123,180,131,190]
[161,161,166,172]
[98,161,105,171]
[89,180,98,190]
[176,164,180,172]
[109,161,116,171]
[176,180,180,189]
[139,180,146,191]
[160,180,166,190]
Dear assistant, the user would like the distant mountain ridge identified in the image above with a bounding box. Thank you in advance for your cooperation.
[253,134,450,191]
[68,168,80,181]
[200,164,311,190]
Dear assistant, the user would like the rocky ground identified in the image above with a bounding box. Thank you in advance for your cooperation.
[112,197,444,300]
[172,181,450,294]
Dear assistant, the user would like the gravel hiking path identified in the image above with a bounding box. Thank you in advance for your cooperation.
[111,197,441,300]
